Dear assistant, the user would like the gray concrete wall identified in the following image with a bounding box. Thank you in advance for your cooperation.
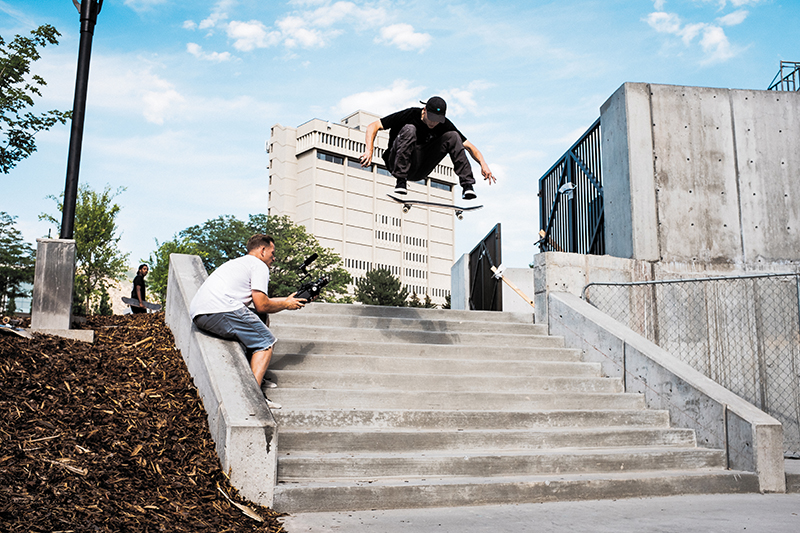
[601,82,800,268]
[31,239,77,331]
[501,267,536,314]
[548,291,785,493]
[165,254,278,507]
[450,254,469,310]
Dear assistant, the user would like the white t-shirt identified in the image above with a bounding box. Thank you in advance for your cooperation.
[190,255,270,318]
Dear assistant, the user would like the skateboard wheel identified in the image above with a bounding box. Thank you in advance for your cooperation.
[456,211,464,220]
[402,206,410,213]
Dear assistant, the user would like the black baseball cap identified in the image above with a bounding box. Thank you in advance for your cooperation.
[421,96,446,123]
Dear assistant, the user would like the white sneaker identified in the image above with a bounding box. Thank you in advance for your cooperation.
[265,397,282,410]
[262,380,278,389]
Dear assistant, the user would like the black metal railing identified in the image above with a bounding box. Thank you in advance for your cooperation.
[768,61,800,92]
[538,118,604,255]
[583,273,800,458]
[468,224,502,311]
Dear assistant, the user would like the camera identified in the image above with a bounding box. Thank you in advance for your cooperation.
[293,253,329,301]
[295,277,329,301]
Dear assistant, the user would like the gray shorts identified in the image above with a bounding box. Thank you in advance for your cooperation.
[193,307,277,353]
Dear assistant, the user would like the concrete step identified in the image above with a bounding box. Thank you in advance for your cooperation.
[271,312,547,335]
[293,302,535,324]
[272,340,575,360]
[277,427,697,453]
[267,370,623,393]
[271,324,556,347]
[268,354,600,376]
[272,469,759,513]
[265,389,646,411]
[277,447,726,480]
[272,408,671,430]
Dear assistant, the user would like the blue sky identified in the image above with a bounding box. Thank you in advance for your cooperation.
[1,0,797,271]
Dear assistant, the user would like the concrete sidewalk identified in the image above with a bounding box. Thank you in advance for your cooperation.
[280,493,800,533]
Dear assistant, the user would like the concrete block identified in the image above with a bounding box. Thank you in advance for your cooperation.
[548,291,786,493]
[165,254,278,507]
[500,267,536,314]
[450,254,469,310]
[30,239,76,331]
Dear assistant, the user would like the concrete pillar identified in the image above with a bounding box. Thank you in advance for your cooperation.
[500,268,535,313]
[31,239,77,330]
[450,254,469,310]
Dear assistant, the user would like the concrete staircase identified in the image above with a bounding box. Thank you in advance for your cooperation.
[266,303,758,513]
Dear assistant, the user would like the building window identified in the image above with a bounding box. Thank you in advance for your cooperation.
[348,159,369,170]
[431,180,452,192]
[318,151,343,164]
[376,166,392,177]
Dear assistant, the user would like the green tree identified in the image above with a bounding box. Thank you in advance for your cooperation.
[167,214,351,302]
[145,237,207,305]
[246,214,351,302]
[94,287,112,316]
[408,292,422,308]
[443,293,451,309]
[41,184,130,315]
[178,215,250,273]
[0,212,35,314]
[355,267,409,307]
[0,25,71,174]
[423,294,437,309]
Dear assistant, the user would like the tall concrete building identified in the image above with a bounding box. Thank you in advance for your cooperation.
[267,110,457,305]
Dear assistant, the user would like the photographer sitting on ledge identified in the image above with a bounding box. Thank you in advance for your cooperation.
[189,234,306,409]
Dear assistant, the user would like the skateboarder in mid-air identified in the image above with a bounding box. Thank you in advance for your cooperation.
[359,96,496,200]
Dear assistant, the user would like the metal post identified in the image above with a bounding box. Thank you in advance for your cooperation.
[60,0,103,239]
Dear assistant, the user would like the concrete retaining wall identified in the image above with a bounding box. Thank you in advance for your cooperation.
[548,291,785,493]
[165,254,278,507]
[601,82,800,267]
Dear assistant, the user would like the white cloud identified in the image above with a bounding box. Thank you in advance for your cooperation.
[277,16,329,48]
[376,24,432,52]
[186,43,232,62]
[645,9,740,63]
[226,20,281,52]
[197,0,237,30]
[201,1,391,52]
[653,0,667,10]
[439,81,494,117]
[646,12,681,34]
[718,10,748,26]
[123,0,168,12]
[332,79,426,117]
[183,20,198,30]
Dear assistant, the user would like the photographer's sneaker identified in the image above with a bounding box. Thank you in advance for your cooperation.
[462,186,477,200]
[394,179,408,195]
[261,380,277,390]
[265,397,282,410]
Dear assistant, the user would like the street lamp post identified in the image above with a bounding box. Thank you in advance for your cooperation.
[60,0,103,239]
[30,0,102,342]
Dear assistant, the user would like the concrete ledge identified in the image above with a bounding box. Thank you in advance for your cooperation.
[165,254,278,507]
[28,328,95,343]
[548,291,785,494]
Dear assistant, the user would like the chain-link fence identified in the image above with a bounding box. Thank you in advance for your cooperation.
[583,273,800,458]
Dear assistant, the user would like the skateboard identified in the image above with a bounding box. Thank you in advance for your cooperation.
[121,297,162,312]
[387,194,483,220]
[1,317,33,339]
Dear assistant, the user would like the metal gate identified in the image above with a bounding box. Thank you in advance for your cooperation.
[468,224,502,311]
[538,118,604,255]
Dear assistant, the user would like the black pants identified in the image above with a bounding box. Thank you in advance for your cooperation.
[384,124,475,188]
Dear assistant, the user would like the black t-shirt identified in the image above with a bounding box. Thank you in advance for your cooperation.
[380,107,467,155]
[131,274,146,301]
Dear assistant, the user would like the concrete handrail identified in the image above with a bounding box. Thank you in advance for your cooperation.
[165,254,278,506]
[548,291,785,493]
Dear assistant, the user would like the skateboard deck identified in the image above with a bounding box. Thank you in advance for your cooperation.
[121,297,162,312]
[387,194,483,219]
[0,324,33,339]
